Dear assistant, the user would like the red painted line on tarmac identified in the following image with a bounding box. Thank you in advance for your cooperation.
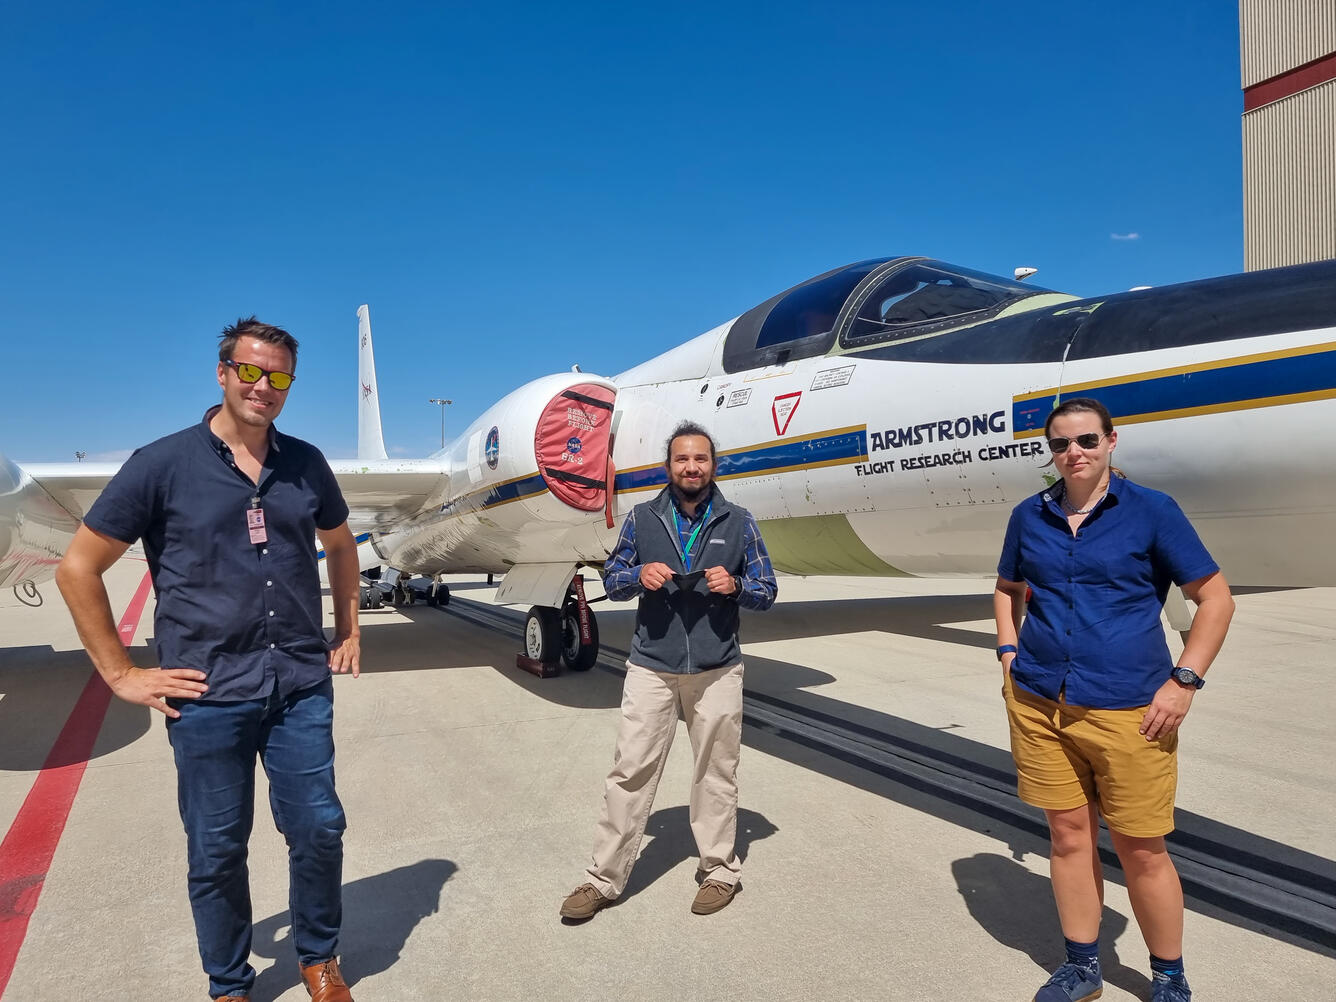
[0,569,153,999]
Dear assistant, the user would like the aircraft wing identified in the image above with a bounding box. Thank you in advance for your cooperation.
[17,461,124,521]
[0,456,110,591]
[327,458,450,533]
[1,451,449,593]
[21,457,451,533]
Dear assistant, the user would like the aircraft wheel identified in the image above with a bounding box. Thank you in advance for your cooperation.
[359,587,371,611]
[524,606,562,664]
[427,583,450,607]
[561,606,599,672]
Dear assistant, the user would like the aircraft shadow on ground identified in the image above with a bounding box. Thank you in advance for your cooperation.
[0,641,160,769]
[590,591,997,652]
[438,593,1335,959]
[0,589,616,769]
[247,857,457,1002]
[0,590,985,768]
[6,589,1327,959]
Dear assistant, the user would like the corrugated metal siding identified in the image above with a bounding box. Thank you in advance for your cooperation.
[1240,0,1336,87]
[1243,79,1336,269]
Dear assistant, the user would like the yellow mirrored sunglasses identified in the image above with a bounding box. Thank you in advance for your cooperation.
[224,359,295,390]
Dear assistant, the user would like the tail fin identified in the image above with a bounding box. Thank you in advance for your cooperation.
[356,304,388,461]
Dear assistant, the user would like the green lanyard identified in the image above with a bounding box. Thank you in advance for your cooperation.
[672,501,712,572]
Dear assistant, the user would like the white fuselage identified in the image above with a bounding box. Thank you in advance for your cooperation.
[372,318,1336,588]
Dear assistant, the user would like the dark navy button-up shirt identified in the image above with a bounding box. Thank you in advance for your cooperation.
[997,475,1219,709]
[83,409,350,701]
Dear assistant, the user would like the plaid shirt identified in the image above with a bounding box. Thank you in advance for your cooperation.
[603,488,777,611]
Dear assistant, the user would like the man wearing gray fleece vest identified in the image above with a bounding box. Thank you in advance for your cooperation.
[560,421,777,920]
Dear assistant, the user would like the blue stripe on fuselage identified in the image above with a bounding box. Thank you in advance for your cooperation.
[441,473,548,513]
[1012,343,1336,434]
[614,426,869,493]
[316,531,372,561]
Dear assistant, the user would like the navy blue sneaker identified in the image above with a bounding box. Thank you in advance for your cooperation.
[1151,971,1192,1001]
[1033,960,1103,1002]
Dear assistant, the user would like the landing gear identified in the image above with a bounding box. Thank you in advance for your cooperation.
[560,603,599,671]
[356,569,448,611]
[524,606,562,663]
[521,575,601,674]
[560,575,599,671]
[392,581,416,607]
[359,567,386,610]
[427,581,450,607]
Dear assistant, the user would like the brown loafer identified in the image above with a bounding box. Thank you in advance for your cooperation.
[300,957,353,1002]
[559,882,611,920]
[691,878,737,915]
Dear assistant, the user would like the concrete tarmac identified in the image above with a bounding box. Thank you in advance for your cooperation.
[1,562,1332,1001]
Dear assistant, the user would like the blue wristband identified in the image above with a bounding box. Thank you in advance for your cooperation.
[996,645,1017,662]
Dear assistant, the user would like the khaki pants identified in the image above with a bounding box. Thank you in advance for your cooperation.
[583,661,744,898]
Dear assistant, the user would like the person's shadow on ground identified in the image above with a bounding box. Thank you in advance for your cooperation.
[247,857,457,1001]
[953,851,1151,999]
[618,805,778,901]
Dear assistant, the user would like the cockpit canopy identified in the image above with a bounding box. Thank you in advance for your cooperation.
[721,256,1050,373]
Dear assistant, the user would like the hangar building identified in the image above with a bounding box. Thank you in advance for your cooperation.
[1240,1,1336,269]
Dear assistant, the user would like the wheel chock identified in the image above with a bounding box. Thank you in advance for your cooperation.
[515,654,561,678]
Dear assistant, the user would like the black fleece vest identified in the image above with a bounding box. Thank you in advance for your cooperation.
[628,486,749,674]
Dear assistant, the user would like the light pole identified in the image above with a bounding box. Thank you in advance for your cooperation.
[428,398,452,448]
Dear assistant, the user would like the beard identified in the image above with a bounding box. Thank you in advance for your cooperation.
[674,479,710,501]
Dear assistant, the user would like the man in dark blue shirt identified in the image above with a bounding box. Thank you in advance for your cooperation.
[57,318,361,1002]
[560,421,777,922]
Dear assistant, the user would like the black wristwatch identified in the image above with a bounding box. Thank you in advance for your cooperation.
[1170,666,1205,689]
[731,575,742,596]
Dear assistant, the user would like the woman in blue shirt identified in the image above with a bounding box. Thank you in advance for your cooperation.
[994,398,1234,1002]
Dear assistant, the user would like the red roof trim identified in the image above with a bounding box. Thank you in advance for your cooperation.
[1244,50,1336,112]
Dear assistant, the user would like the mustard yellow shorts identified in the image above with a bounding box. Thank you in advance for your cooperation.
[1003,673,1178,837]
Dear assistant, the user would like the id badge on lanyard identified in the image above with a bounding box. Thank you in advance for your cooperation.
[247,496,268,544]
[674,501,712,572]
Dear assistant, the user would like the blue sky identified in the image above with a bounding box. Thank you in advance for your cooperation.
[2,1,1245,462]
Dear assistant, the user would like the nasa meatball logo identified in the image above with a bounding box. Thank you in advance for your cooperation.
[562,435,584,465]
[485,426,500,470]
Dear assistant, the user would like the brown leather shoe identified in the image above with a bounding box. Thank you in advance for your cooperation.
[691,878,737,914]
[559,882,611,920]
[213,997,249,1001]
[300,957,353,1002]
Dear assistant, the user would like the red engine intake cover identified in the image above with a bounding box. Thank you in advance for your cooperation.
[534,382,616,511]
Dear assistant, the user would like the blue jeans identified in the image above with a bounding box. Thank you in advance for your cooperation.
[166,678,346,999]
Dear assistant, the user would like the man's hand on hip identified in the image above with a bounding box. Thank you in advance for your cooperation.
[639,562,674,591]
[110,665,208,719]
